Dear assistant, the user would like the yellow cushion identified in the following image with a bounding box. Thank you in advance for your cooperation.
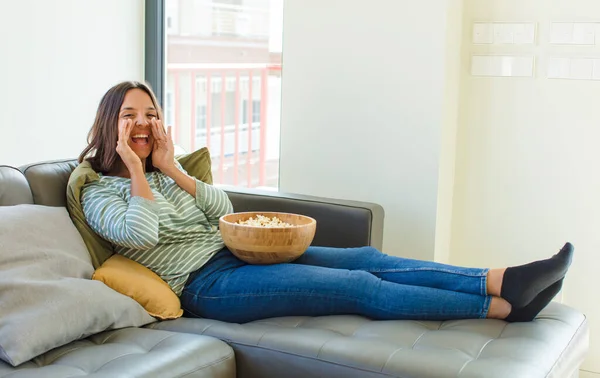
[92,254,184,320]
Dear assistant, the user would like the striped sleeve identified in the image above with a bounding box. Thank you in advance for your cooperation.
[81,181,160,250]
[195,180,233,224]
[173,159,233,223]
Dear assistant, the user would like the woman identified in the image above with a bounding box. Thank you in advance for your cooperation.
[79,81,573,324]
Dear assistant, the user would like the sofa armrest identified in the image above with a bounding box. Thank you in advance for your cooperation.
[222,187,384,250]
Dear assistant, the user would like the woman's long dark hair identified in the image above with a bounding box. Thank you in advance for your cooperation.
[78,81,164,174]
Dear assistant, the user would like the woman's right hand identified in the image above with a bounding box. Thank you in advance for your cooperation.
[116,119,142,172]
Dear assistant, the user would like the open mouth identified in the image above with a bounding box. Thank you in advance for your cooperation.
[131,134,150,146]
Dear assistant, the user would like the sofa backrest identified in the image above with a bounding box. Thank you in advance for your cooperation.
[20,160,79,206]
[0,159,384,249]
[0,165,34,206]
[0,160,77,207]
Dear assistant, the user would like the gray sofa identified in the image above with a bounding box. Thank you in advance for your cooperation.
[0,159,590,378]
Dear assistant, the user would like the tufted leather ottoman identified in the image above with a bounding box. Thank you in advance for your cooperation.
[149,302,588,378]
[0,328,235,378]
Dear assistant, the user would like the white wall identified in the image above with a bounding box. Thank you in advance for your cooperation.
[280,0,461,260]
[451,0,600,372]
[434,1,464,264]
[0,0,145,167]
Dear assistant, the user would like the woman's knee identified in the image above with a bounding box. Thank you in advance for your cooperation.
[352,246,386,261]
[344,269,383,294]
[363,246,383,255]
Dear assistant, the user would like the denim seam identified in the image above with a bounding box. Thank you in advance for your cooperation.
[481,268,490,296]
[480,295,492,319]
[366,268,488,277]
[351,266,489,297]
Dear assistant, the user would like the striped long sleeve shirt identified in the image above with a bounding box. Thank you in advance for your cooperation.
[81,163,233,295]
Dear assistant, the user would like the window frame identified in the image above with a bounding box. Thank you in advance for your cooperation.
[145,0,166,108]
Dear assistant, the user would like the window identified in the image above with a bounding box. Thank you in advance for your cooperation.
[165,92,174,126]
[242,100,261,124]
[147,0,284,190]
[196,105,207,131]
[165,1,179,35]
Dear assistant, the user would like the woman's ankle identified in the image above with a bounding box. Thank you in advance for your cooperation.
[487,296,511,319]
[486,268,506,297]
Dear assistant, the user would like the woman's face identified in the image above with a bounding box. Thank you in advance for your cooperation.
[118,89,158,159]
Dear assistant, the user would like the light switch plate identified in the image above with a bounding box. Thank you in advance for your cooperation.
[513,23,536,44]
[550,23,575,44]
[548,57,600,80]
[593,60,600,80]
[473,23,494,44]
[494,23,514,44]
[472,22,536,44]
[551,22,599,45]
[570,58,594,79]
[572,23,596,45]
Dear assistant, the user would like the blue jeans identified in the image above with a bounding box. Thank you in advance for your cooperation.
[181,246,491,323]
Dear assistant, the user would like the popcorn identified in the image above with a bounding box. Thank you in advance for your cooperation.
[237,214,294,227]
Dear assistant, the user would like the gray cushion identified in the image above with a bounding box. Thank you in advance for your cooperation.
[0,328,236,378]
[0,166,33,206]
[20,159,78,207]
[0,205,155,366]
[147,302,588,378]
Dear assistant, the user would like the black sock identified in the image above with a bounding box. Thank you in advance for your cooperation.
[500,242,573,308]
[505,279,563,322]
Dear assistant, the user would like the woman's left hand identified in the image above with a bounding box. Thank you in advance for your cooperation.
[151,119,176,175]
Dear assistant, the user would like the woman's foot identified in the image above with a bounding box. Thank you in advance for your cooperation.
[499,242,573,308]
[505,279,564,322]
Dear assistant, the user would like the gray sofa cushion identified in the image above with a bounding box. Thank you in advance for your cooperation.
[0,205,155,366]
[0,328,236,378]
[0,166,33,206]
[148,302,588,378]
[20,159,78,207]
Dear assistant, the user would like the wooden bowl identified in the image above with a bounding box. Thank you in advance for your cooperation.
[219,212,317,264]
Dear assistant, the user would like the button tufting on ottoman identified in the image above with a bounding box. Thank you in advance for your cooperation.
[148,302,588,378]
[0,328,235,378]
